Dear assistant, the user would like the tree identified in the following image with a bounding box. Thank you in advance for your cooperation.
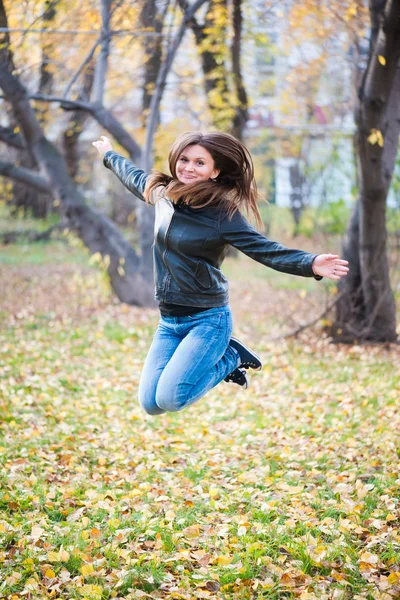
[177,0,248,138]
[333,0,400,342]
[0,0,208,306]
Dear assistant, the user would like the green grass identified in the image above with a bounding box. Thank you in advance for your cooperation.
[1,213,400,599]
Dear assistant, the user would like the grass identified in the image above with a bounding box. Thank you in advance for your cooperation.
[0,216,400,599]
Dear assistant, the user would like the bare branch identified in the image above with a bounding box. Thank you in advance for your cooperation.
[0,160,51,193]
[0,125,26,149]
[92,0,111,105]
[63,36,101,98]
[0,93,142,161]
[266,292,344,342]
[144,0,208,170]
[0,221,67,245]
[0,27,163,37]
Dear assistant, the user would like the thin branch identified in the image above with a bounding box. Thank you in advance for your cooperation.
[63,36,101,98]
[0,27,163,36]
[265,292,345,342]
[0,93,142,160]
[0,160,51,193]
[0,221,68,245]
[0,125,26,149]
[92,0,111,105]
[144,0,208,170]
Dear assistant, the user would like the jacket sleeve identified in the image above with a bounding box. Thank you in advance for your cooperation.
[220,210,322,279]
[103,151,147,201]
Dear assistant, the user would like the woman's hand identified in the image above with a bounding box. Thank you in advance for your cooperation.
[92,135,113,157]
[312,254,349,280]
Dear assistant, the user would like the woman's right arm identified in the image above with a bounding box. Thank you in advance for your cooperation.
[103,151,147,201]
[92,136,147,201]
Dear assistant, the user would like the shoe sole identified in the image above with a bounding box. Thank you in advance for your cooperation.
[230,336,262,371]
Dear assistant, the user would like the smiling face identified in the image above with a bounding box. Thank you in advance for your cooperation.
[176,144,220,184]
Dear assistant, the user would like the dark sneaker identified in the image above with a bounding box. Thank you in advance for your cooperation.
[229,337,262,371]
[224,367,249,389]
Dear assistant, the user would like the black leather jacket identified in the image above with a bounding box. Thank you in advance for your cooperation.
[104,151,321,307]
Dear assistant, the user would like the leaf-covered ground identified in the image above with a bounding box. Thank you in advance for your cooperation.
[1,245,400,600]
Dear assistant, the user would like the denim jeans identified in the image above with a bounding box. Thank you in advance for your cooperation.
[138,306,239,415]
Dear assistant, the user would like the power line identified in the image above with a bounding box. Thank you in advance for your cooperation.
[0,27,163,37]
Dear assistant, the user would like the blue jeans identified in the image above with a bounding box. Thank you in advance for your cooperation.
[138,306,239,415]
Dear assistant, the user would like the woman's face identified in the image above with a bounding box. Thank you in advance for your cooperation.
[176,144,220,184]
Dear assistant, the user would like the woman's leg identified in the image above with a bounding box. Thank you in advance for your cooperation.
[138,320,182,415]
[155,308,238,413]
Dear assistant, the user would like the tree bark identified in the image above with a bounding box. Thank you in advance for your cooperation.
[231,0,248,141]
[62,64,95,179]
[0,0,210,306]
[333,0,400,342]
[0,0,51,218]
[140,0,164,126]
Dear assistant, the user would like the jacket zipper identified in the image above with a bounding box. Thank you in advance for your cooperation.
[161,210,176,295]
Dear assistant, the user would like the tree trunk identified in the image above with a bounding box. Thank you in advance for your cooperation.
[231,0,248,141]
[0,58,155,306]
[140,0,163,126]
[62,64,95,179]
[0,0,52,218]
[289,162,305,235]
[0,0,209,306]
[333,0,400,342]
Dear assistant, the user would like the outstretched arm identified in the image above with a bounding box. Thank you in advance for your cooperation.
[220,211,349,280]
[92,136,148,201]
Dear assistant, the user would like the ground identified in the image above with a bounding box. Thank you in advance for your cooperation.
[0,238,400,600]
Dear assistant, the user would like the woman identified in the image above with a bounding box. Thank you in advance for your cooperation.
[93,132,349,416]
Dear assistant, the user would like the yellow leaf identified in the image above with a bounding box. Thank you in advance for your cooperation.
[217,555,232,566]
[378,55,386,65]
[98,457,106,466]
[367,128,384,147]
[79,584,103,597]
[386,514,396,521]
[81,564,94,576]
[13,126,20,134]
[90,528,101,539]
[360,551,379,564]
[209,487,220,499]
[108,518,120,528]
[89,252,102,265]
[183,524,200,538]
[47,551,60,562]
[388,572,400,584]
[44,569,56,579]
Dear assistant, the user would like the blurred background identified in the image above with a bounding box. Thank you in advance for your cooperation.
[1,0,399,342]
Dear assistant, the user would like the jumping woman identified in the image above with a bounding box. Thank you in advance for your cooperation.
[93,132,349,416]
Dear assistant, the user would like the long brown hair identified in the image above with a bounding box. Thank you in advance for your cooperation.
[144,131,263,228]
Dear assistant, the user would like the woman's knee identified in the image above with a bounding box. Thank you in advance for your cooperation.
[138,391,165,416]
[155,388,184,413]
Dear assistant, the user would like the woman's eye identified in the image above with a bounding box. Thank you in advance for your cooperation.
[197,162,204,166]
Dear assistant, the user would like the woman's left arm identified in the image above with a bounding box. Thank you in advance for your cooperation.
[220,211,349,280]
